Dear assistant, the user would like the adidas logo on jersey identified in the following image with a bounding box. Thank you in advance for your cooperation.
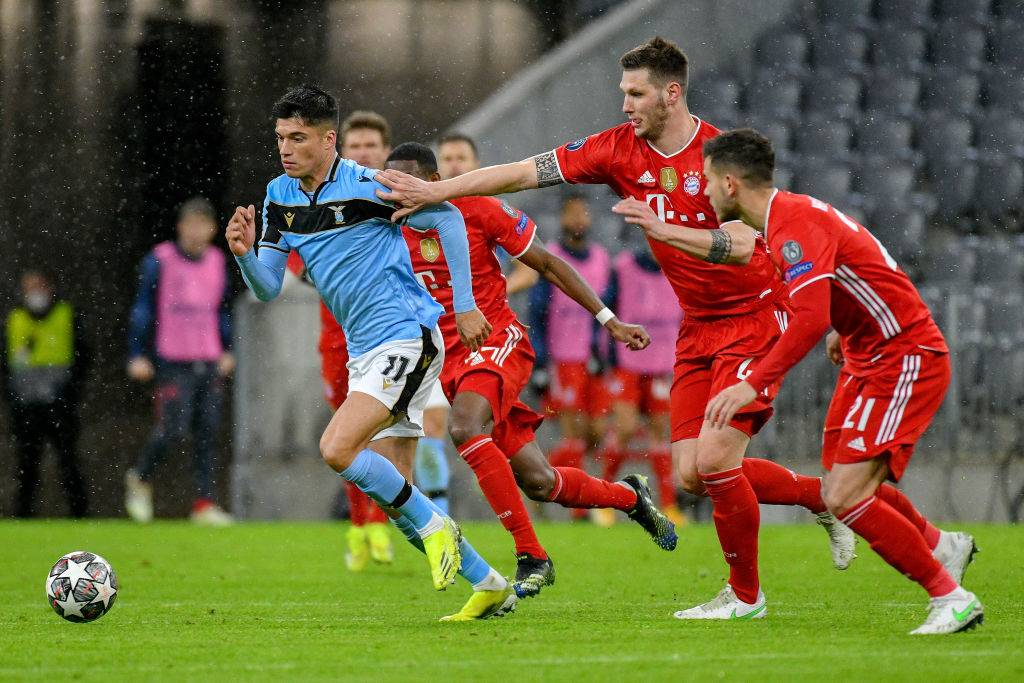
[847,436,867,452]
[637,170,656,185]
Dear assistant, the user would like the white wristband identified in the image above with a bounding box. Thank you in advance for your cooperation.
[595,307,616,326]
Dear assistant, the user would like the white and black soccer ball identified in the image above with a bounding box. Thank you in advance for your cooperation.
[45,551,118,623]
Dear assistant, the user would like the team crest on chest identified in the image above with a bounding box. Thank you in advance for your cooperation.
[682,170,702,196]
[331,204,346,224]
[659,167,679,193]
[420,237,441,262]
[284,212,295,228]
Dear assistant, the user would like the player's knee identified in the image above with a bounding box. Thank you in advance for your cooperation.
[821,479,857,517]
[517,465,555,501]
[319,433,359,472]
[448,418,485,448]
[677,468,706,497]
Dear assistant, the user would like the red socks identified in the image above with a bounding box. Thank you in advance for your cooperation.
[346,482,369,526]
[458,435,547,559]
[840,496,956,597]
[877,484,941,550]
[600,447,628,482]
[651,450,675,506]
[701,467,761,604]
[548,466,638,511]
[743,458,826,514]
[346,482,389,525]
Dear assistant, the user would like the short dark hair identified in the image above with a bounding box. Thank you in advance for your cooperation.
[438,132,478,157]
[702,128,775,186]
[271,84,339,129]
[620,36,689,92]
[341,110,391,147]
[386,142,438,175]
[178,196,217,223]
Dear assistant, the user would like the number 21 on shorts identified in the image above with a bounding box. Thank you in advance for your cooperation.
[842,395,876,432]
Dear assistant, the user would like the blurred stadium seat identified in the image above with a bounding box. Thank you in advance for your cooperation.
[818,0,873,28]
[872,25,928,74]
[811,23,869,74]
[877,0,934,28]
[931,21,988,71]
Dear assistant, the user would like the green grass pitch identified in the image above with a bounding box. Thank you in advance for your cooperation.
[2,520,1022,681]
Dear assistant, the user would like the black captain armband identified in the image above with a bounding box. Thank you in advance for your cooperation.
[533,151,564,188]
[705,229,733,264]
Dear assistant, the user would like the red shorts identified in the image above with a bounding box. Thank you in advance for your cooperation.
[822,350,950,482]
[547,361,611,417]
[606,368,671,415]
[442,321,543,457]
[320,344,350,411]
[670,301,790,441]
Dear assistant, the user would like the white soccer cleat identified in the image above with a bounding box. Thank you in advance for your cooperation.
[910,587,983,635]
[672,585,767,620]
[932,531,978,584]
[816,511,857,570]
[124,470,153,523]
[190,502,234,527]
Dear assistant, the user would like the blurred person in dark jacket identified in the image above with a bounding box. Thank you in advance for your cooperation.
[2,270,90,517]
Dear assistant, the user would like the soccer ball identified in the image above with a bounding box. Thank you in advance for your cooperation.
[45,551,119,623]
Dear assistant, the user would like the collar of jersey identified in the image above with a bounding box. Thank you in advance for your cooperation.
[295,154,342,204]
[645,116,702,158]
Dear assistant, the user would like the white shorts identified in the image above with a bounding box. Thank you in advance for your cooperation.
[347,325,445,441]
[425,379,450,410]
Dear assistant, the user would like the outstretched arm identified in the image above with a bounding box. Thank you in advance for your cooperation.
[376,152,559,221]
[405,202,491,351]
[612,198,756,265]
[227,204,287,302]
[516,240,649,351]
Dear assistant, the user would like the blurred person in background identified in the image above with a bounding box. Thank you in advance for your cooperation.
[529,194,611,521]
[438,133,539,296]
[597,235,684,526]
[327,111,400,569]
[2,270,90,517]
[125,197,235,526]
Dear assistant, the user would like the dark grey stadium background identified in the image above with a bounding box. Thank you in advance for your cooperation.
[2,0,1022,518]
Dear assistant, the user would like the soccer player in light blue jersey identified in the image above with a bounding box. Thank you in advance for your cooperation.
[225,84,515,621]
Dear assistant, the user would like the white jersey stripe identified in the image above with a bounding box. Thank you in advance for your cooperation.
[842,266,902,336]
[835,266,901,342]
[836,265,902,338]
[876,355,920,445]
[835,267,899,338]
[876,356,911,445]
[495,324,522,367]
[880,355,921,444]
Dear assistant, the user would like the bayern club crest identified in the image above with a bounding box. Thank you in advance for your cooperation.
[682,170,702,196]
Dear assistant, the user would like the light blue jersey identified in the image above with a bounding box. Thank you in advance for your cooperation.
[235,156,475,356]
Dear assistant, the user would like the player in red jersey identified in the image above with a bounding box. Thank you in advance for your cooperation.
[377,37,855,617]
[387,141,679,598]
[701,129,982,634]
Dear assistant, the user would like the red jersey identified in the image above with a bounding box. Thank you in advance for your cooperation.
[403,195,537,353]
[747,190,947,389]
[553,118,785,318]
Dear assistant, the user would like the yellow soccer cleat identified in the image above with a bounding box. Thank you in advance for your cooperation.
[422,517,461,590]
[345,525,370,573]
[440,584,517,622]
[662,503,688,528]
[366,522,394,564]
